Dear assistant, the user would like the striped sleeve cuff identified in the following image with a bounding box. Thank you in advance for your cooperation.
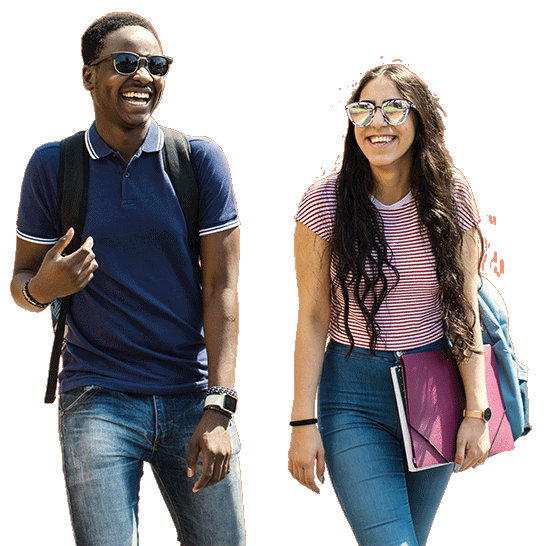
[199,218,240,237]
[16,228,59,245]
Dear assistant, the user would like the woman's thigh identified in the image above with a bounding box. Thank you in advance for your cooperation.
[318,341,451,546]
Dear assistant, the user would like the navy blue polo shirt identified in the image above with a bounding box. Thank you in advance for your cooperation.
[17,120,239,395]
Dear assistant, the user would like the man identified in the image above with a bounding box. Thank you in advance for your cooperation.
[11,12,245,546]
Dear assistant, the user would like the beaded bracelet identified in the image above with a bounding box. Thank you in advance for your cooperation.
[206,386,238,398]
[22,280,50,310]
[289,418,318,427]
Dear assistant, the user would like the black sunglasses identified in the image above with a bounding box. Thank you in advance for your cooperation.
[89,51,173,77]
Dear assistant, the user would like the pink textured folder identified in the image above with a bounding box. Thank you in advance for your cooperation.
[391,345,514,471]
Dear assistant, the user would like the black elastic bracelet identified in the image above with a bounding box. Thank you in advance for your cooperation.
[205,405,232,418]
[289,418,318,427]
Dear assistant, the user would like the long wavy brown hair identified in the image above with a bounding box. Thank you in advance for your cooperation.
[331,64,483,364]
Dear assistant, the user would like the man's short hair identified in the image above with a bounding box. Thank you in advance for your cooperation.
[82,12,159,65]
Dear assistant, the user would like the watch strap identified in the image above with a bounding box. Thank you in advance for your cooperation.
[205,393,237,415]
[463,409,491,422]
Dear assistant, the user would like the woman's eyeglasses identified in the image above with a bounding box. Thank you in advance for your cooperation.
[346,99,416,127]
[89,52,173,77]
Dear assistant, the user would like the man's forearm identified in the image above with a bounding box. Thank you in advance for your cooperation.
[202,286,239,388]
[11,270,45,312]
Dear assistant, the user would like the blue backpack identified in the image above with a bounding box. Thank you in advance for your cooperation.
[478,276,531,441]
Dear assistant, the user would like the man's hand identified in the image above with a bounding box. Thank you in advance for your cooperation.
[28,228,99,303]
[187,409,232,492]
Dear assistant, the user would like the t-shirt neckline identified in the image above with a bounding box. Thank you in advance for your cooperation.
[370,191,413,210]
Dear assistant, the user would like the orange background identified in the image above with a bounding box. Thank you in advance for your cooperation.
[0,0,546,546]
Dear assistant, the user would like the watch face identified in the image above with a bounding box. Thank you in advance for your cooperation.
[224,394,237,413]
[484,408,492,421]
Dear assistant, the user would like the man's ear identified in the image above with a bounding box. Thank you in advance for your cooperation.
[82,66,94,91]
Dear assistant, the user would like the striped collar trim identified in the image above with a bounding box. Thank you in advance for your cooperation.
[84,120,164,160]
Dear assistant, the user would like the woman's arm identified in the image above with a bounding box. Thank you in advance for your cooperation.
[454,226,491,472]
[288,222,332,493]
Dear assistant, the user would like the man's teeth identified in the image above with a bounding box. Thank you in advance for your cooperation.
[369,136,395,144]
[122,92,150,102]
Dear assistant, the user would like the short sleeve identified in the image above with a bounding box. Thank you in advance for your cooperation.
[190,137,240,236]
[16,142,62,245]
[452,169,480,232]
[295,175,337,241]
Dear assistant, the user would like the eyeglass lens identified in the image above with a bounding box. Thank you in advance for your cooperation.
[114,53,170,76]
[348,100,410,127]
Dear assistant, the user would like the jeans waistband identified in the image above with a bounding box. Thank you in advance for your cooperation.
[326,337,447,363]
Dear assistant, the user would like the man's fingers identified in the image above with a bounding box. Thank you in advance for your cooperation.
[81,236,94,251]
[193,452,215,492]
[69,237,95,261]
[50,228,74,257]
[64,237,98,274]
[186,436,199,479]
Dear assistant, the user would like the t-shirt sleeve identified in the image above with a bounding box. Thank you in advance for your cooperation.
[16,143,62,245]
[295,176,337,241]
[452,169,480,232]
[190,137,239,236]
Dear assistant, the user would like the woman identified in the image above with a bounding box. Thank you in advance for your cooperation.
[288,64,490,546]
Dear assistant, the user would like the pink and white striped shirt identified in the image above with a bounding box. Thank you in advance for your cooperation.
[296,170,480,351]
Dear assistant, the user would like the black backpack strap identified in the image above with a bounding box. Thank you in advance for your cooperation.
[45,131,88,404]
[161,127,200,251]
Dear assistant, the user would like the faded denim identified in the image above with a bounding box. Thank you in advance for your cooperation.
[318,339,453,546]
[59,386,245,546]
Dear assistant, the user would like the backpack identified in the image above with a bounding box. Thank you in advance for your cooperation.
[478,276,531,440]
[44,127,199,403]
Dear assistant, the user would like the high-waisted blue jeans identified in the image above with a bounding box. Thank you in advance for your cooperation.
[318,339,453,546]
[58,387,245,546]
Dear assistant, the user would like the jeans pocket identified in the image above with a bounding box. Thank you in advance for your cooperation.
[58,385,101,418]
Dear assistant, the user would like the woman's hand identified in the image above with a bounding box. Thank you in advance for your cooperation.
[454,417,491,472]
[288,424,326,494]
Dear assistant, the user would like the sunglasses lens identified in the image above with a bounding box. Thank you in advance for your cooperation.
[147,56,170,76]
[114,53,139,74]
[348,103,375,127]
[383,100,410,125]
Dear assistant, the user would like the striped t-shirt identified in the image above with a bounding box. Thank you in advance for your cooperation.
[295,170,480,351]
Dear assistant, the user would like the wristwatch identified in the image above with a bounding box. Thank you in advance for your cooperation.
[463,408,492,422]
[205,393,237,416]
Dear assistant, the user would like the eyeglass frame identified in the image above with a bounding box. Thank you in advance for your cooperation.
[88,51,174,77]
[345,99,417,127]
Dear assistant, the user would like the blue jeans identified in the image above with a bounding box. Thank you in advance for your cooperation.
[58,387,245,546]
[318,339,453,546]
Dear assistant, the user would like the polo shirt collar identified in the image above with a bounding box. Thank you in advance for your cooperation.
[84,119,165,160]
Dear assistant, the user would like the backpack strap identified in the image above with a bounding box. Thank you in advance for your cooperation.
[161,127,200,251]
[44,131,88,404]
[44,127,199,403]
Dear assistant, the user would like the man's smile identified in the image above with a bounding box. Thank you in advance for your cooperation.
[121,90,152,106]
